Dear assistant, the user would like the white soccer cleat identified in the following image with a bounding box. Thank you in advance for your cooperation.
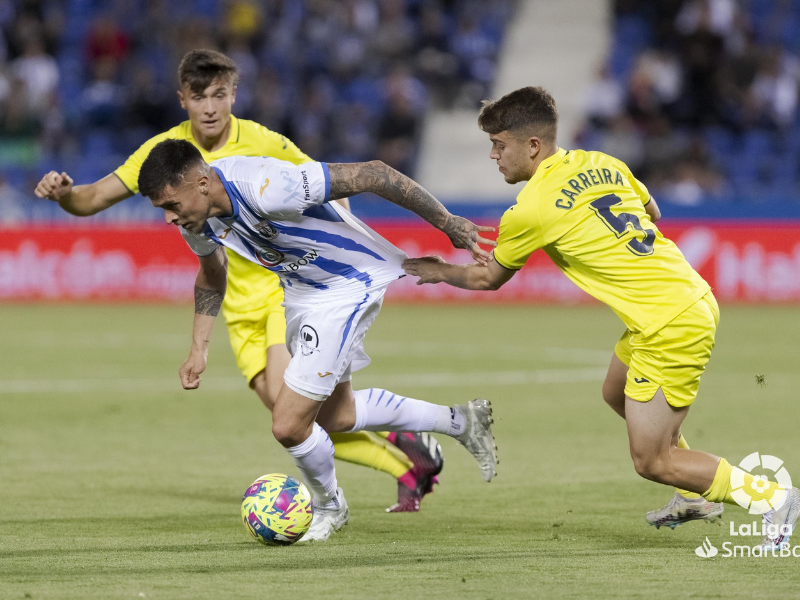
[297,487,350,543]
[646,492,724,529]
[761,487,800,551]
[453,399,497,482]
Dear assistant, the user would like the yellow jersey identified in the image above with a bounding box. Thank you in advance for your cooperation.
[494,148,710,337]
[114,115,312,314]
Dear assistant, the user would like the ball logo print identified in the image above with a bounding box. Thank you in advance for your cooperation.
[695,537,718,558]
[729,452,792,515]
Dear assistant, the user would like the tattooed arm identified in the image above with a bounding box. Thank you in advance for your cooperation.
[327,161,495,264]
[179,246,228,390]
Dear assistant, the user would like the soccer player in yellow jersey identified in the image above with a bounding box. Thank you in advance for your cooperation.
[33,49,443,513]
[404,86,800,549]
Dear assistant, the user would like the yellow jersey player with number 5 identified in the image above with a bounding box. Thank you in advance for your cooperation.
[403,86,800,549]
[33,49,444,513]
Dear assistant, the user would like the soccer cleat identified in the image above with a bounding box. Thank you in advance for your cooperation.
[453,399,497,482]
[386,433,444,513]
[386,479,422,513]
[646,492,724,529]
[297,487,349,543]
[761,487,800,551]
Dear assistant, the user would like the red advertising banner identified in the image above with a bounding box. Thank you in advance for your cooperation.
[0,227,198,301]
[0,222,798,303]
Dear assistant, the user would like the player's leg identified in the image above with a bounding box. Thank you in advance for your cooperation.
[625,387,797,537]
[284,290,496,483]
[601,349,628,419]
[624,294,798,546]
[226,264,433,497]
[250,343,291,411]
[316,382,496,481]
[379,430,444,513]
[625,388,718,492]
[264,292,446,508]
[605,330,714,527]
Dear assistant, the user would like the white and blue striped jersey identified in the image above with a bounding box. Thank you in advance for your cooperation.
[180,155,407,302]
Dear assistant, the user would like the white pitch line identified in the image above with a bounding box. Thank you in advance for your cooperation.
[367,341,610,364]
[360,368,607,388]
[0,368,607,394]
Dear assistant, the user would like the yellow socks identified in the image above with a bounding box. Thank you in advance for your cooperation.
[676,434,702,499]
[703,457,782,508]
[329,431,413,480]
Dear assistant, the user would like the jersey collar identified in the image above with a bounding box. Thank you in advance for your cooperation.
[228,115,240,146]
[536,147,568,177]
[212,166,241,221]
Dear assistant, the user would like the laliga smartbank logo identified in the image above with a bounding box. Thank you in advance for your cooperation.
[694,453,797,559]
[729,452,791,514]
[695,537,718,558]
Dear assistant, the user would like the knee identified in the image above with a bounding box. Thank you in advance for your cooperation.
[602,381,622,406]
[630,449,671,483]
[271,418,306,448]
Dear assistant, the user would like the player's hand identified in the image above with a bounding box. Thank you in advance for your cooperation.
[403,256,446,285]
[34,171,74,201]
[179,350,207,390]
[442,215,496,265]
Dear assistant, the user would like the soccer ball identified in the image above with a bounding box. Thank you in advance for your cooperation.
[240,473,314,545]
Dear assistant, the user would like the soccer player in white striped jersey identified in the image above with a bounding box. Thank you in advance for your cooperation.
[137,139,499,541]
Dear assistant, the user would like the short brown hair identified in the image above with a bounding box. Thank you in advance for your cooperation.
[178,49,239,94]
[478,86,558,142]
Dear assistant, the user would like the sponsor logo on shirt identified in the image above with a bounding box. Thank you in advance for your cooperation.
[254,246,284,268]
[281,249,318,272]
[300,169,311,203]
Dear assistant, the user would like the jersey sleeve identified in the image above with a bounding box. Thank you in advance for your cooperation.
[113,130,176,194]
[493,204,545,271]
[179,227,219,257]
[252,123,314,165]
[620,162,652,206]
[248,160,330,218]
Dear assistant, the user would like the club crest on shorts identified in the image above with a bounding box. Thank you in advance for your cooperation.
[254,246,284,268]
[299,325,320,356]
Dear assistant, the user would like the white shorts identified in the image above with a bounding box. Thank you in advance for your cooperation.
[283,287,386,400]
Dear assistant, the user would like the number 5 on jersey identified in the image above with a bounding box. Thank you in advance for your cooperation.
[589,193,655,256]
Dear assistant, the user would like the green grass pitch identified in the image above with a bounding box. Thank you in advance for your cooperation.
[1,303,800,599]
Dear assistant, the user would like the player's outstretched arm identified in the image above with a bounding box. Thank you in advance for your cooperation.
[180,247,228,390]
[402,255,516,291]
[327,161,496,264]
[34,172,132,216]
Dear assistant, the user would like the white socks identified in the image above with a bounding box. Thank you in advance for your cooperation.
[350,388,465,437]
[285,423,339,509]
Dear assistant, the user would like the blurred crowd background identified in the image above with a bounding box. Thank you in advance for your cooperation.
[3,0,800,223]
[0,0,512,221]
[580,0,800,204]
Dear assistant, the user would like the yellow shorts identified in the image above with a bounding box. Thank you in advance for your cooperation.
[614,292,719,408]
[223,250,287,385]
